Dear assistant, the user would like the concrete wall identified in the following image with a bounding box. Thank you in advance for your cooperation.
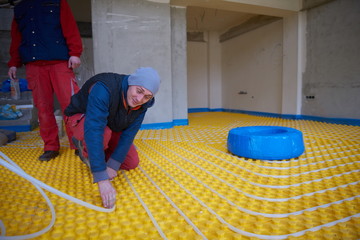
[73,38,94,87]
[302,0,360,119]
[68,0,91,22]
[221,20,283,113]
[68,0,94,87]
[91,0,173,125]
[0,9,26,82]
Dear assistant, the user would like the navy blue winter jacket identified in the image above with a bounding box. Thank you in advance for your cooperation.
[14,0,70,63]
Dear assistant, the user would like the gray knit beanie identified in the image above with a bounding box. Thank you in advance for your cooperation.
[128,67,160,95]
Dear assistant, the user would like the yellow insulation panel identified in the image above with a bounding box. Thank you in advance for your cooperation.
[0,112,359,239]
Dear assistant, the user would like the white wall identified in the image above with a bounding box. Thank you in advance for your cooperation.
[187,40,209,108]
[221,20,283,113]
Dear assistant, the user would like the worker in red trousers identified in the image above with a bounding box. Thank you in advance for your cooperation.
[8,0,83,161]
[65,67,160,209]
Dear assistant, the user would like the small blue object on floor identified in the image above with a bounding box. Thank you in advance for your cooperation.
[1,78,30,92]
[227,126,304,160]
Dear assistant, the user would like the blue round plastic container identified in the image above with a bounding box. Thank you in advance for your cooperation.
[227,126,304,160]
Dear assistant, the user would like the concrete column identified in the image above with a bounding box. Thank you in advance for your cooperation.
[208,31,222,110]
[91,0,173,125]
[282,12,304,116]
[170,6,188,125]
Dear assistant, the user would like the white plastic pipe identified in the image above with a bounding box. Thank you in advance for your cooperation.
[0,151,114,240]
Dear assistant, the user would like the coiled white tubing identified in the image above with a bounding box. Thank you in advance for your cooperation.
[0,151,114,240]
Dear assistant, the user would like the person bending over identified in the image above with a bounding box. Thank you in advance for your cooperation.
[64,67,160,209]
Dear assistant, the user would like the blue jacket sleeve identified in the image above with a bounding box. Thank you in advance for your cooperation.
[106,110,146,171]
[84,82,110,183]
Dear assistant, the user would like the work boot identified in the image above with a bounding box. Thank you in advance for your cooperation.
[39,151,59,161]
[72,137,90,168]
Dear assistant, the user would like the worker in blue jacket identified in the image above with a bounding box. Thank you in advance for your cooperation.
[64,67,160,209]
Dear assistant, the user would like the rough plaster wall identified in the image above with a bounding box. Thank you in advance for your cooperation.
[92,0,173,124]
[171,6,188,121]
[73,38,94,87]
[302,0,360,119]
[68,0,91,22]
[187,41,209,108]
[0,9,26,81]
[221,20,283,113]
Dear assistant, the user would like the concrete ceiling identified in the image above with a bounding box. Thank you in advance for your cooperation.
[179,0,336,33]
[186,7,256,32]
[175,0,302,33]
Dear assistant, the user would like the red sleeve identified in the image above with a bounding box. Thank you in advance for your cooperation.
[8,18,23,68]
[60,0,83,57]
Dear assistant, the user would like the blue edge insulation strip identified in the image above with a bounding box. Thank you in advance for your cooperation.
[1,108,359,132]
[187,108,360,127]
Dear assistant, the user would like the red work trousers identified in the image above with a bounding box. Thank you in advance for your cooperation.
[26,62,79,151]
[67,113,139,170]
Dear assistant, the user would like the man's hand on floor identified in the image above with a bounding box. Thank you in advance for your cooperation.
[107,167,118,180]
[98,179,116,209]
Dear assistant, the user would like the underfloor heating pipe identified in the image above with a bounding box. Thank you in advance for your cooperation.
[0,151,114,240]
